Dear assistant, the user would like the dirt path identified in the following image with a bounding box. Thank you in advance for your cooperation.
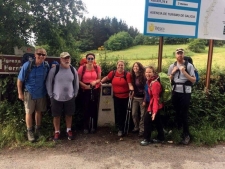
[1,128,225,169]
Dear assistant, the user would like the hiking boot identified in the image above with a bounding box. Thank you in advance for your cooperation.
[118,131,123,137]
[140,139,150,146]
[27,130,35,142]
[53,132,60,142]
[181,135,190,145]
[67,130,74,140]
[35,127,41,138]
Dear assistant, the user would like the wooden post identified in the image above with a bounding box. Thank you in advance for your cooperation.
[157,37,163,72]
[205,39,214,91]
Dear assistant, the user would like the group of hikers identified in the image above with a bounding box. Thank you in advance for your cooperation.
[17,47,196,145]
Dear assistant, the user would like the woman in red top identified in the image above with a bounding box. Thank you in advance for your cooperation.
[140,66,164,146]
[78,53,101,134]
[101,60,134,137]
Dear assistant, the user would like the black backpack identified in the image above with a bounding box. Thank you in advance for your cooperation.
[22,53,35,64]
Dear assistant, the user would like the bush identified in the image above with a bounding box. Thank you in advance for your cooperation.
[188,39,206,53]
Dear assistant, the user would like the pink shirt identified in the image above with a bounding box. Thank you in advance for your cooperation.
[78,65,101,89]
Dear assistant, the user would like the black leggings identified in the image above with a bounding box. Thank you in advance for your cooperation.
[113,96,129,131]
[81,88,100,130]
[143,111,164,141]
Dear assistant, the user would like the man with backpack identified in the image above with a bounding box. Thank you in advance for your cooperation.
[46,52,79,141]
[17,48,49,142]
[168,48,196,145]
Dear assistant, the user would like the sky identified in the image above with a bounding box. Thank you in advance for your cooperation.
[81,0,146,33]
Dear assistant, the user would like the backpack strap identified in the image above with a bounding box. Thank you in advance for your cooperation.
[24,60,35,82]
[81,64,98,82]
[172,60,192,93]
[111,70,127,82]
[69,65,76,89]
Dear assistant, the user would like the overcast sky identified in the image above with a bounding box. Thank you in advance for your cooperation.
[82,0,146,33]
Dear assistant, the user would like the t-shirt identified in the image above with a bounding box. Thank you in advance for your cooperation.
[46,65,79,101]
[168,62,195,93]
[107,70,132,98]
[78,65,101,89]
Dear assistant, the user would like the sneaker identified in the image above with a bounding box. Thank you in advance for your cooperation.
[140,139,150,146]
[27,130,35,142]
[67,130,74,140]
[118,131,123,137]
[152,139,164,144]
[181,135,190,145]
[53,132,60,142]
[84,129,89,134]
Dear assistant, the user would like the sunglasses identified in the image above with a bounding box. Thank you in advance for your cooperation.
[87,58,94,61]
[36,53,46,56]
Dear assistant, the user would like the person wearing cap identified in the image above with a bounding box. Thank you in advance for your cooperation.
[46,52,79,141]
[168,48,196,145]
[17,48,49,142]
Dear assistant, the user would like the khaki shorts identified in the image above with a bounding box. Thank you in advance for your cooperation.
[24,92,47,114]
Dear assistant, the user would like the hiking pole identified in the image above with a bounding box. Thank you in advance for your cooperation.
[124,97,132,135]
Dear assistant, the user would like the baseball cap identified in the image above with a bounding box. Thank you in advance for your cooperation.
[176,48,184,53]
[60,52,70,58]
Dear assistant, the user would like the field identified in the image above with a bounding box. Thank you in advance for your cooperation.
[90,45,225,71]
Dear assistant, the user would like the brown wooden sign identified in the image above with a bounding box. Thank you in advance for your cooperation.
[0,55,60,74]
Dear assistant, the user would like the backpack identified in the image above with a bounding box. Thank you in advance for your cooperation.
[174,56,200,83]
[150,72,172,103]
[108,70,127,83]
[52,64,76,89]
[22,53,35,65]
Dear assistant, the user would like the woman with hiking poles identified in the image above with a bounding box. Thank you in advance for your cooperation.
[101,60,134,137]
[130,62,146,137]
[140,66,165,146]
[78,53,101,134]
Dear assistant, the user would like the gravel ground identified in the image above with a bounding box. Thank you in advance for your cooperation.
[0,128,225,169]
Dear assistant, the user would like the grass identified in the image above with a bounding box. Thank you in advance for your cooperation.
[90,44,225,70]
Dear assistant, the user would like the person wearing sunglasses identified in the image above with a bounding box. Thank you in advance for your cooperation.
[17,48,49,142]
[78,53,101,134]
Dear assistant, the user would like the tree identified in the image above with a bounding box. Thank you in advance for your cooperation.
[0,0,33,54]
[107,31,133,51]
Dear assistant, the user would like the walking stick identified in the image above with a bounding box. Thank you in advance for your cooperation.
[124,97,132,135]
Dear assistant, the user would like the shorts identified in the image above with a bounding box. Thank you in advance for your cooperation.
[24,92,47,114]
[51,97,75,117]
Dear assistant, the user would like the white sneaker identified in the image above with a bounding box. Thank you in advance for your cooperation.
[118,131,123,137]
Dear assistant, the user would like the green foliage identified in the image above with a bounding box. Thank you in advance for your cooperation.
[188,39,206,53]
[107,31,133,51]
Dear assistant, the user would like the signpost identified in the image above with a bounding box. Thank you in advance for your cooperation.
[144,0,225,40]
[144,0,225,89]
[0,55,60,74]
